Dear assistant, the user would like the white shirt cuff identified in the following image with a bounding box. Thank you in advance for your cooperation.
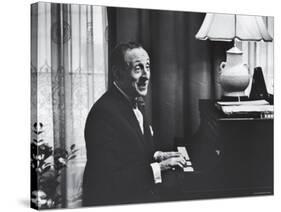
[150,162,162,184]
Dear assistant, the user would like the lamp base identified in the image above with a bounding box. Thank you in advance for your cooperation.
[219,46,251,101]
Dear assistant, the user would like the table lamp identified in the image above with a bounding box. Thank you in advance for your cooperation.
[195,13,273,100]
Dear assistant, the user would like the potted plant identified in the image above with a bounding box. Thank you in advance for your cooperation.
[31,122,78,209]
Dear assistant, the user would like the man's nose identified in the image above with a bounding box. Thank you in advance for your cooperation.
[142,67,150,78]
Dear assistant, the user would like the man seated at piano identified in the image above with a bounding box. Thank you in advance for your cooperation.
[82,42,190,206]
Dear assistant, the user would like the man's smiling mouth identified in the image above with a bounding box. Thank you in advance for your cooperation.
[137,78,148,87]
[137,81,148,90]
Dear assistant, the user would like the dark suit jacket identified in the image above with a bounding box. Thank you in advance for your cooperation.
[83,86,158,206]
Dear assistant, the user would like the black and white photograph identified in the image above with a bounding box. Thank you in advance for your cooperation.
[28,0,274,210]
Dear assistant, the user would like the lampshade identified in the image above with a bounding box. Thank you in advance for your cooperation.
[195,13,273,42]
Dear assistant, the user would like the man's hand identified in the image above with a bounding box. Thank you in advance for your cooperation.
[154,151,185,162]
[158,155,187,171]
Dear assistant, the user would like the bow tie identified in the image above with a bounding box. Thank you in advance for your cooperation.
[132,96,145,109]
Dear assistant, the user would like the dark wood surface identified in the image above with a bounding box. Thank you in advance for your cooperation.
[158,99,273,201]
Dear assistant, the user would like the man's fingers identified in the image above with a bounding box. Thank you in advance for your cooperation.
[178,152,188,160]
[166,151,181,158]
[170,151,181,156]
[177,156,189,167]
[170,159,183,168]
[169,152,187,160]
[171,157,186,167]
[177,155,187,163]
[176,161,183,168]
[163,153,191,170]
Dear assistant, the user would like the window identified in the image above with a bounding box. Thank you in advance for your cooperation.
[236,17,274,95]
[31,3,108,207]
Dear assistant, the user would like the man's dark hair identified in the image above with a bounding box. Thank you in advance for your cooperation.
[110,42,143,73]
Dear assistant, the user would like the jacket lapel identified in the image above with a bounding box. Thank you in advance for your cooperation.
[111,87,146,143]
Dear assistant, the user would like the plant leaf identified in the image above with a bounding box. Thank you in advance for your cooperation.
[71,149,79,154]
[70,144,75,150]
[68,155,76,160]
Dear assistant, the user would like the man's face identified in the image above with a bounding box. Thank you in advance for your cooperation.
[119,47,150,97]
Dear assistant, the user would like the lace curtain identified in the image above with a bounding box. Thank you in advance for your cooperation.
[31,2,108,208]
